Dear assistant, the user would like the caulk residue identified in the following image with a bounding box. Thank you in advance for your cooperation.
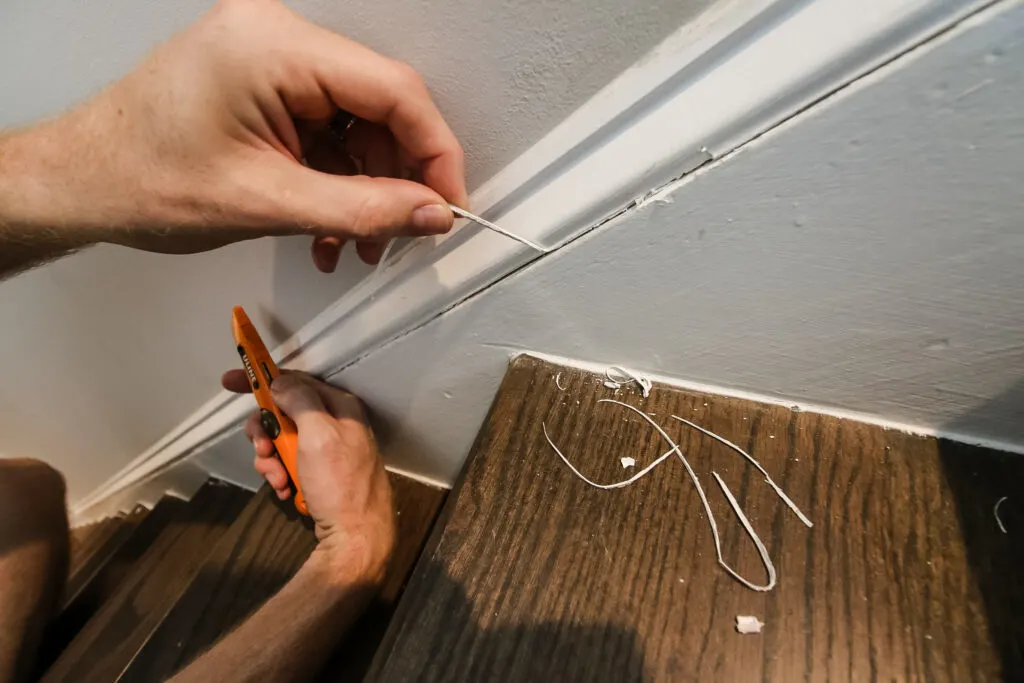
[736,615,763,634]
[543,398,811,592]
[603,366,652,397]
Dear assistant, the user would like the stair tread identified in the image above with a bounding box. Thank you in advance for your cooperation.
[119,473,446,682]
[41,480,251,683]
[119,484,316,683]
[367,355,1024,683]
[69,516,125,579]
[65,505,149,605]
[36,500,179,679]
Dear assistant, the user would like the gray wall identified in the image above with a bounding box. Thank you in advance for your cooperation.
[337,2,1024,483]
[0,0,711,501]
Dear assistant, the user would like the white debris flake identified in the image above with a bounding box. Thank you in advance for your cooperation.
[620,457,636,469]
[735,615,763,634]
[994,496,1009,534]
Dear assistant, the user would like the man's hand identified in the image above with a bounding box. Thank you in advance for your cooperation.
[0,0,466,276]
[222,368,395,584]
[168,373,394,682]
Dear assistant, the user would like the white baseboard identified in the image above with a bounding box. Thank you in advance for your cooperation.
[71,0,998,522]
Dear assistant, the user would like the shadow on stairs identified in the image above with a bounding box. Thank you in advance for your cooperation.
[33,355,1024,682]
[38,474,446,683]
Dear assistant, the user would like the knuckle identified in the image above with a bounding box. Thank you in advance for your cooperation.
[350,181,392,237]
[304,427,344,457]
[391,60,426,94]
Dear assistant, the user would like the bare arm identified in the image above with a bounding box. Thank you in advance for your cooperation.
[0,123,93,275]
[169,551,377,683]
[171,372,396,683]
[0,0,466,279]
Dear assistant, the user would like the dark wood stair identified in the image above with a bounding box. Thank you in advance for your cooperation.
[366,355,1024,683]
[39,472,447,683]
[35,355,1024,682]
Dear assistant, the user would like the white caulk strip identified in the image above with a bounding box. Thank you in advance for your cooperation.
[555,372,567,391]
[670,415,813,529]
[597,400,776,592]
[543,422,676,490]
[994,496,1008,534]
[735,615,763,634]
[373,239,397,278]
[604,366,653,397]
[543,399,777,592]
[449,205,550,253]
[712,471,776,592]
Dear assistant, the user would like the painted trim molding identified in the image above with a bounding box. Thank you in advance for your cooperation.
[72,0,998,521]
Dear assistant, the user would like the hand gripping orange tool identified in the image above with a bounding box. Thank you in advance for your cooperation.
[231,306,308,515]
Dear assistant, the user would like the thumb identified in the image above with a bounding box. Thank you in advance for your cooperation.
[271,374,333,433]
[258,160,454,240]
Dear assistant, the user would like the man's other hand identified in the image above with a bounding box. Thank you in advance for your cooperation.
[1,0,466,273]
[222,368,395,584]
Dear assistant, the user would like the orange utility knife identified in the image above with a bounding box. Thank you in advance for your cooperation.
[231,306,308,515]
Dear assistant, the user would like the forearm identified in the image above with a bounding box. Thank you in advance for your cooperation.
[169,548,380,683]
[0,121,94,277]
[0,87,182,279]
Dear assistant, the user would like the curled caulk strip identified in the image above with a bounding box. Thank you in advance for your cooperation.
[604,366,653,397]
[995,496,1009,534]
[542,422,676,490]
[670,415,813,528]
[450,205,550,253]
[372,239,397,279]
[543,399,778,592]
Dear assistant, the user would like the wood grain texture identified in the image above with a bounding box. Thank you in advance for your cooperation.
[119,473,447,683]
[369,355,1024,683]
[119,485,317,683]
[36,504,163,678]
[315,473,448,682]
[40,481,251,683]
[65,505,149,605]
[68,517,124,580]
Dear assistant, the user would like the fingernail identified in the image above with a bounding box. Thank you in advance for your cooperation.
[411,204,452,234]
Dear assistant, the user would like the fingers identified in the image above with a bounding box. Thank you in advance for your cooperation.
[254,456,292,500]
[243,413,291,499]
[348,123,398,266]
[228,368,367,428]
[355,240,386,265]
[256,161,454,240]
[346,121,401,179]
[275,372,368,424]
[304,28,468,206]
[303,129,354,272]
[311,236,345,273]
[270,372,336,432]
[222,369,253,394]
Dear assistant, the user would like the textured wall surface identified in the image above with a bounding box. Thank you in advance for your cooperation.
[0,0,712,186]
[0,0,711,501]
[335,3,1024,483]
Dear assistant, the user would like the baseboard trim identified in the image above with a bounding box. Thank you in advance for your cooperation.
[523,352,1024,458]
[71,0,996,521]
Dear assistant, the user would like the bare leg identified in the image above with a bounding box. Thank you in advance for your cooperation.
[0,459,69,683]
